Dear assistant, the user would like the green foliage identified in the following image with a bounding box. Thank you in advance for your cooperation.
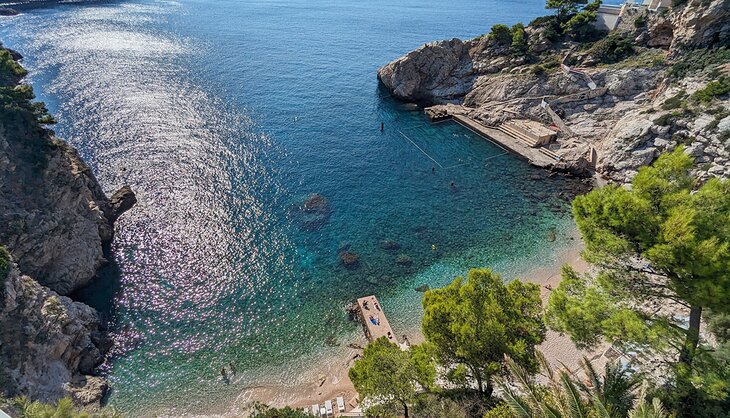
[561,5,599,42]
[349,337,436,418]
[11,397,122,418]
[0,246,9,288]
[510,23,528,56]
[633,14,646,28]
[545,0,589,24]
[547,148,730,414]
[483,403,517,418]
[691,78,730,104]
[669,47,730,79]
[671,0,687,7]
[661,90,687,110]
[587,33,635,64]
[422,269,545,396]
[653,111,682,126]
[0,49,26,85]
[247,402,310,418]
[545,267,654,349]
[489,24,513,46]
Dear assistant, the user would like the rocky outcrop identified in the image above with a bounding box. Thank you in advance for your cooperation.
[1,262,109,405]
[668,0,730,51]
[0,43,135,407]
[378,4,730,183]
[377,38,478,103]
[0,130,136,295]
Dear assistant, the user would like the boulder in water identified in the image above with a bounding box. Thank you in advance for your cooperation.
[415,284,430,292]
[396,254,413,266]
[293,193,332,231]
[340,251,360,268]
[379,239,401,251]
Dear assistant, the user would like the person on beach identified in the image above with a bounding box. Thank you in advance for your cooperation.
[229,362,236,375]
[220,367,228,383]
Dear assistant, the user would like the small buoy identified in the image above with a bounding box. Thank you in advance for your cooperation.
[431,244,436,251]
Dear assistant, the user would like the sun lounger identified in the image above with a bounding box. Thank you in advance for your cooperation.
[336,396,345,413]
[312,404,320,416]
[320,406,327,417]
[303,407,309,415]
[325,400,333,416]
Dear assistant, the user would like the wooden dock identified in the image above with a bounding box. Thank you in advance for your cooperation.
[356,295,399,345]
[451,115,559,168]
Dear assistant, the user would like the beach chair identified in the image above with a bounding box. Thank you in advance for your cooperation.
[336,396,345,413]
[325,400,333,416]
[320,406,327,417]
[312,404,320,416]
[303,407,310,415]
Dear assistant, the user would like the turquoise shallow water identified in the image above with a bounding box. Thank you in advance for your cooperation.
[0,0,586,414]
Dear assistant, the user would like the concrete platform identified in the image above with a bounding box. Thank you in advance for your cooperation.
[452,115,558,168]
[356,295,398,344]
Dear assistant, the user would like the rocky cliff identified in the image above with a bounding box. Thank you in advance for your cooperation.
[0,44,135,405]
[378,0,730,182]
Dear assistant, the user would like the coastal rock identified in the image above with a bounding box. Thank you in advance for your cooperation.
[667,0,730,52]
[0,263,108,405]
[0,133,136,296]
[377,38,476,103]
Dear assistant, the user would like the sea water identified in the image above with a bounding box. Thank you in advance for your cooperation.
[0,0,585,414]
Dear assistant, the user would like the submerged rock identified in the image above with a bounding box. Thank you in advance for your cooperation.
[415,284,430,292]
[292,193,332,231]
[379,239,401,251]
[396,254,413,266]
[340,251,360,269]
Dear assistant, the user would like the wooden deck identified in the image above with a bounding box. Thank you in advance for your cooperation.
[356,295,398,344]
[451,115,559,168]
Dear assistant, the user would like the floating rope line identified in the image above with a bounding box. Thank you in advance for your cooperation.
[398,130,444,169]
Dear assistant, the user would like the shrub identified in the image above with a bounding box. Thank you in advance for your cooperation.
[0,246,9,289]
[661,90,687,110]
[654,112,680,126]
[634,14,646,27]
[510,23,529,56]
[671,0,687,6]
[562,9,599,41]
[669,47,730,78]
[488,24,513,46]
[588,33,634,63]
[692,78,730,104]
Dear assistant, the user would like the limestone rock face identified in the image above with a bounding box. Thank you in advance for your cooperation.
[669,0,730,51]
[0,132,136,295]
[0,264,109,405]
[377,38,477,103]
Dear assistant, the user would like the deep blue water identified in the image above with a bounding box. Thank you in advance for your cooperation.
[0,0,584,415]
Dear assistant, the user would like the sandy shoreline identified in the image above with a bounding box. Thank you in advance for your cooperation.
[194,230,598,417]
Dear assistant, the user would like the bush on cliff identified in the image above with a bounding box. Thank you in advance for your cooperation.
[510,23,529,56]
[487,24,513,46]
[0,246,9,289]
[587,33,634,64]
[9,397,122,418]
[692,78,730,104]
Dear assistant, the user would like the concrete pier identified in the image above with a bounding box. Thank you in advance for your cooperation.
[356,295,399,344]
[451,115,559,168]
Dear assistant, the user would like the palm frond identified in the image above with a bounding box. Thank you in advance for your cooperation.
[559,371,587,418]
[540,402,564,418]
[590,393,612,418]
[500,383,535,418]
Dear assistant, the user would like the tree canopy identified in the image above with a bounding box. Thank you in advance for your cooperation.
[348,338,436,418]
[546,147,730,416]
[422,269,545,397]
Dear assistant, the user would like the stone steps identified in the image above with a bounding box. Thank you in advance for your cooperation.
[496,123,539,148]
